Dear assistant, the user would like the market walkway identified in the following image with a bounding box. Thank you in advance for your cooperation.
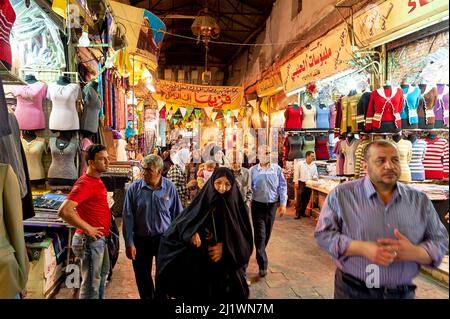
[53,207,449,299]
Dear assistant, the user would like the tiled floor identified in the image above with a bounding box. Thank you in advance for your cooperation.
[52,207,449,299]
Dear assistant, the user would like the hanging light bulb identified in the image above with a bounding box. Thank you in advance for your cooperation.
[78,25,90,47]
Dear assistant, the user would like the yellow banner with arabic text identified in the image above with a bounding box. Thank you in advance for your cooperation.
[153,80,244,110]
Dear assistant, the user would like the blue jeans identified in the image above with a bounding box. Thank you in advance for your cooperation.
[72,233,110,299]
[334,268,416,299]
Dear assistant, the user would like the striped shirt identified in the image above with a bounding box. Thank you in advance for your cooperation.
[423,138,449,179]
[354,139,370,179]
[167,164,189,208]
[315,176,448,286]
[395,139,412,182]
[410,139,427,181]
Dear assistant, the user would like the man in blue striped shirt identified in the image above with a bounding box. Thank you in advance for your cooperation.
[249,145,288,277]
[315,140,448,299]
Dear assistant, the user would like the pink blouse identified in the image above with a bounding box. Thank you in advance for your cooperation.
[12,82,47,130]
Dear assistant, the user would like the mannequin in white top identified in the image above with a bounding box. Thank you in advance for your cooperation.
[47,76,81,132]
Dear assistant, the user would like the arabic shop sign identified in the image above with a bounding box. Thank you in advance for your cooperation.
[153,80,244,110]
[280,23,353,93]
[256,74,284,97]
[353,0,449,48]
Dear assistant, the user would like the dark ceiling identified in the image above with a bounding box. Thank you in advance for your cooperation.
[130,0,276,67]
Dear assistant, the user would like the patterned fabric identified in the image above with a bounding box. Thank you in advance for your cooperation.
[410,139,427,181]
[341,94,361,134]
[0,0,15,66]
[423,138,449,179]
[354,139,370,179]
[395,139,412,182]
[340,138,361,175]
[365,87,403,131]
[167,164,189,208]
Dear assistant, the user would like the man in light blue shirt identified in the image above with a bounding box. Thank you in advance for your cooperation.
[122,155,183,299]
[249,145,288,277]
[315,140,448,299]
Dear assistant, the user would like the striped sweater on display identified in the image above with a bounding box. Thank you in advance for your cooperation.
[423,138,449,180]
[410,139,427,181]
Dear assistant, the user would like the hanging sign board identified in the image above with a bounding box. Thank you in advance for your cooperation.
[256,74,284,97]
[353,0,449,49]
[280,23,353,93]
[109,1,166,71]
[153,80,244,110]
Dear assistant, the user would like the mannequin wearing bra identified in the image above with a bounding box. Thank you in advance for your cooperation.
[21,130,46,185]
[417,83,437,129]
[47,131,78,186]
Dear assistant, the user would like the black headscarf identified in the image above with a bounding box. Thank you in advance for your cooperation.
[156,167,253,299]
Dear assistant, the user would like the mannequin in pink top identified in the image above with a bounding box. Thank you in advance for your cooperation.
[12,75,47,130]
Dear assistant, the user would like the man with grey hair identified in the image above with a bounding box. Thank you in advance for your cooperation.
[315,140,448,299]
[122,154,183,299]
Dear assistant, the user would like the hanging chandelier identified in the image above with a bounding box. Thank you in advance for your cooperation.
[191,7,220,78]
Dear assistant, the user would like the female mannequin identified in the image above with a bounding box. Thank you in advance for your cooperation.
[47,77,81,131]
[400,83,421,129]
[81,81,102,134]
[287,133,304,161]
[302,104,316,129]
[284,103,303,129]
[408,133,426,181]
[47,131,78,186]
[417,83,437,129]
[21,131,46,185]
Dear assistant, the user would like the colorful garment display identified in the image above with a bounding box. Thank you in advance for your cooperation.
[400,85,421,128]
[21,137,46,180]
[423,137,449,180]
[315,135,329,160]
[0,0,15,67]
[333,138,345,176]
[329,103,336,130]
[286,135,303,161]
[433,84,449,128]
[365,87,403,132]
[47,83,81,131]
[284,104,303,129]
[302,104,316,129]
[354,138,370,179]
[410,138,427,181]
[334,98,342,137]
[12,82,47,130]
[47,136,79,182]
[81,84,102,134]
[302,135,315,155]
[396,138,412,182]
[356,91,371,132]
[316,104,330,129]
[417,84,437,129]
[340,138,360,175]
[340,93,361,134]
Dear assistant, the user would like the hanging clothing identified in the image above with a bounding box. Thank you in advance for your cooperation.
[156,168,253,299]
[80,137,93,175]
[12,82,47,130]
[21,137,46,180]
[47,137,79,181]
[356,91,372,132]
[315,135,329,160]
[81,84,102,134]
[329,103,336,131]
[302,135,315,156]
[341,93,361,134]
[328,133,336,160]
[0,164,29,298]
[0,76,11,137]
[417,85,438,129]
[365,87,403,132]
[47,83,82,131]
[0,0,16,67]
[316,104,330,129]
[340,138,360,175]
[286,135,303,161]
[284,104,303,129]
[334,98,343,137]
[423,137,449,180]
[354,139,370,179]
[116,139,128,162]
[395,139,412,183]
[302,105,316,129]
[410,139,427,181]
[433,84,449,128]
[399,86,421,127]
[333,139,345,176]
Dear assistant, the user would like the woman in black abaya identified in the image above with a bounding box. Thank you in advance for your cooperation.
[156,167,253,300]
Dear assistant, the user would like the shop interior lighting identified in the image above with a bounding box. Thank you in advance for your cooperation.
[78,25,91,47]
[286,86,306,97]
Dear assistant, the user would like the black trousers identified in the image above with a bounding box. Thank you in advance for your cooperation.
[251,200,278,271]
[132,235,161,299]
[296,181,312,217]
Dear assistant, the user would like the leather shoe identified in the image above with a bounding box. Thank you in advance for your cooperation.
[259,269,267,277]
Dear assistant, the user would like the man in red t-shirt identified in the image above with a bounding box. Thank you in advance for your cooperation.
[58,144,111,299]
